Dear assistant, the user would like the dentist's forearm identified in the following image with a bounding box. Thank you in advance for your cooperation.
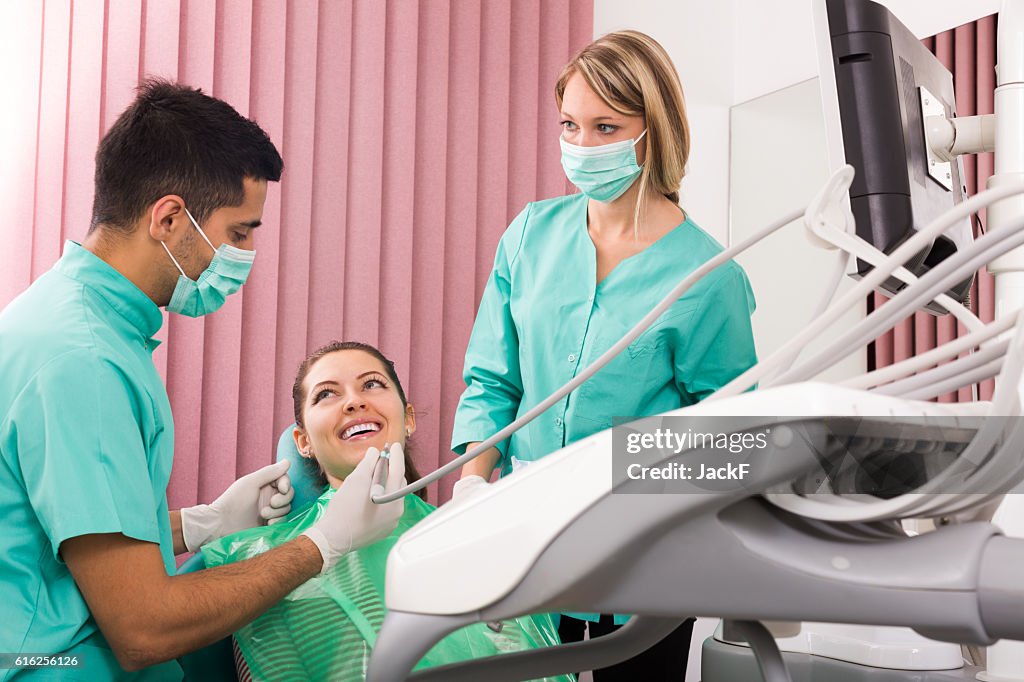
[61,532,323,671]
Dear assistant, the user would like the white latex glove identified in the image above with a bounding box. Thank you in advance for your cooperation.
[450,474,489,505]
[180,460,294,552]
[302,444,406,574]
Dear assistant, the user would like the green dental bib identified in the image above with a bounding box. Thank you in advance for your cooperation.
[203,489,572,681]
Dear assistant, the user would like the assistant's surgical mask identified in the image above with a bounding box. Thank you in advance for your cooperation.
[559,129,648,203]
[161,208,255,317]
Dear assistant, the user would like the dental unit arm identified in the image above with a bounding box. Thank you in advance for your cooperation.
[366,388,1024,682]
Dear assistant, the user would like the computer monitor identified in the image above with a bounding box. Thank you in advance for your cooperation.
[814,0,974,313]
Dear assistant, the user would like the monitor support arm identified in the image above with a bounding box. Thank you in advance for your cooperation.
[925,114,996,161]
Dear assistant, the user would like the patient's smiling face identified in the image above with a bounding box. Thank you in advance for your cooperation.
[294,349,415,487]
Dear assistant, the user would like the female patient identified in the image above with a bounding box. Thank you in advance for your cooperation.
[202,341,569,682]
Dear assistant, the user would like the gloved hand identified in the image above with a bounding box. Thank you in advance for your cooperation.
[450,474,489,505]
[180,460,294,552]
[302,444,406,574]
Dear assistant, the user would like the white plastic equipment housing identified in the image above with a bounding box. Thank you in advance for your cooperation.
[715,622,964,671]
[384,383,981,616]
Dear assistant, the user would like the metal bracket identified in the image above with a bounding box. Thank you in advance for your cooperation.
[921,86,955,191]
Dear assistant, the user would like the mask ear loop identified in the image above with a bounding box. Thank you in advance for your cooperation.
[184,207,217,252]
[161,206,216,278]
[161,242,187,278]
[632,128,648,146]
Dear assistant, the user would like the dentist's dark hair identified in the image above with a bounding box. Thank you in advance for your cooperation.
[89,78,283,234]
[292,341,424,499]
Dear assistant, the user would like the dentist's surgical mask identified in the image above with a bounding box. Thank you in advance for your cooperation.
[559,129,648,203]
[161,207,255,317]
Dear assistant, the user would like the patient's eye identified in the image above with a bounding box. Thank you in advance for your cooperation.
[312,388,334,404]
[363,374,388,390]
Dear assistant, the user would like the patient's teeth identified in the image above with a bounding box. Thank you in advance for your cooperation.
[342,422,381,439]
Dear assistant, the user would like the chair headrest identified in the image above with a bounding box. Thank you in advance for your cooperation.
[276,423,327,513]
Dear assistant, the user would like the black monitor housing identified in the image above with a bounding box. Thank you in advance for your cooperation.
[816,0,974,313]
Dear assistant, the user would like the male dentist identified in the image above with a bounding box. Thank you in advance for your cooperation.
[0,80,404,680]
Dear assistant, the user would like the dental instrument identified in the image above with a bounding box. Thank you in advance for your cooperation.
[370,444,391,501]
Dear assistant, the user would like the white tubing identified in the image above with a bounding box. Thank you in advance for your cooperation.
[873,339,1008,397]
[843,313,1017,390]
[711,180,1024,402]
[774,205,1024,387]
[766,306,1024,522]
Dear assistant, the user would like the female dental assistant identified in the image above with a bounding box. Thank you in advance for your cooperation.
[450,30,757,680]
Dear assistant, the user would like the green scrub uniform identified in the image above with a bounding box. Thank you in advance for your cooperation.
[451,193,758,624]
[0,242,181,681]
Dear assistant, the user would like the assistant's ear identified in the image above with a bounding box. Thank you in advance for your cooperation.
[293,426,313,459]
[404,404,416,438]
[147,195,187,242]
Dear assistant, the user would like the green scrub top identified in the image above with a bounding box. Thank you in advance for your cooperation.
[451,194,758,623]
[453,192,757,469]
[0,242,181,681]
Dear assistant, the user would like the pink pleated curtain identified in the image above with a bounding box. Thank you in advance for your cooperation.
[1,0,592,509]
[869,15,998,401]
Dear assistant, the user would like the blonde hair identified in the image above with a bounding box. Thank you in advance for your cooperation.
[555,30,690,233]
